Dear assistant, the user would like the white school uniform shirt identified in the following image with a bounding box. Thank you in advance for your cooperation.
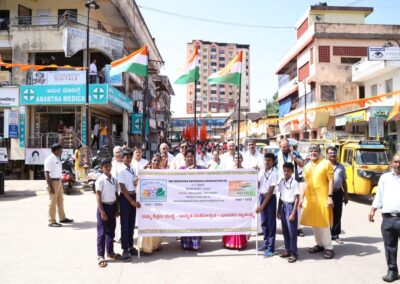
[89,63,97,75]
[95,173,118,203]
[131,158,148,175]
[258,167,278,194]
[44,153,62,179]
[277,177,300,203]
[170,153,186,169]
[117,165,136,192]
[243,151,264,170]
[373,171,400,213]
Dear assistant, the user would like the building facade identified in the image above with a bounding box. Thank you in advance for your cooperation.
[0,0,173,178]
[186,40,250,114]
[276,4,400,141]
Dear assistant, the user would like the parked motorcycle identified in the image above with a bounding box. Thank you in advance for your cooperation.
[86,153,102,193]
[62,156,76,194]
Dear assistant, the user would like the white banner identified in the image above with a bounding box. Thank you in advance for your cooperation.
[32,71,86,85]
[137,169,258,237]
[368,46,400,61]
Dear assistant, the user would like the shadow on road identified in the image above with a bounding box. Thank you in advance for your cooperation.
[344,236,382,244]
[0,191,37,201]
[349,194,372,205]
[65,221,97,230]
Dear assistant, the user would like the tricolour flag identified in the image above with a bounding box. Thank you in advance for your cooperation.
[175,48,200,84]
[110,46,148,77]
[208,51,242,86]
[387,101,400,122]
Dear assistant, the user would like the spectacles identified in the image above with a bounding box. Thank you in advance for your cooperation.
[181,146,187,149]
[394,160,400,163]
[328,152,336,155]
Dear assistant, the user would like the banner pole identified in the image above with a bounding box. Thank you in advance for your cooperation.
[193,79,198,164]
[256,201,259,256]
[236,60,243,154]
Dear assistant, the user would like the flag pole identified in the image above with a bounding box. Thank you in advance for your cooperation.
[193,79,198,164]
[236,69,243,155]
[142,67,149,158]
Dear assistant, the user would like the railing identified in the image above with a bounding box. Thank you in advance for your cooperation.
[27,133,78,149]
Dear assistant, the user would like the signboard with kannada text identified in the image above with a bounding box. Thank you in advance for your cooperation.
[137,169,258,237]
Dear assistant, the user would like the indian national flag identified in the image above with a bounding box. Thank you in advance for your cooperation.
[208,51,242,86]
[110,46,148,77]
[175,48,200,84]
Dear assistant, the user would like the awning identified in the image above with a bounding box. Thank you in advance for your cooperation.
[279,97,292,117]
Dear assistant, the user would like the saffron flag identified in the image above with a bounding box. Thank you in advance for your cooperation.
[175,48,200,84]
[208,51,242,86]
[110,46,148,77]
[387,101,400,122]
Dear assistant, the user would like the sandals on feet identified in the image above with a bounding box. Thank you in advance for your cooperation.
[288,255,297,263]
[98,257,107,268]
[107,252,121,260]
[308,245,324,253]
[280,251,290,258]
[323,249,334,259]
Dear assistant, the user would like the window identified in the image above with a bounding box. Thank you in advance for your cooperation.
[211,90,217,94]
[359,86,365,99]
[220,91,225,95]
[319,46,330,63]
[58,9,77,23]
[211,62,217,66]
[386,78,393,93]
[343,149,353,165]
[219,64,225,68]
[18,5,32,25]
[0,10,10,30]
[211,48,217,53]
[219,49,225,54]
[371,84,378,97]
[321,85,335,101]
[341,57,361,64]
[219,57,225,61]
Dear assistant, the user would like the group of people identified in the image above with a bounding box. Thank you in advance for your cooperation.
[43,138,400,281]
[91,119,109,150]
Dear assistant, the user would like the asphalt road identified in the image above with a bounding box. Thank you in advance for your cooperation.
[0,183,391,284]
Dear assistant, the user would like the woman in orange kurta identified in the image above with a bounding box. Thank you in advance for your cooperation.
[299,145,334,259]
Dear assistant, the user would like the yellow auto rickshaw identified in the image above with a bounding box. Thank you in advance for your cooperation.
[338,140,390,197]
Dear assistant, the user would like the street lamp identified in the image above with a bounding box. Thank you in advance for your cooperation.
[84,0,99,147]
[258,98,268,116]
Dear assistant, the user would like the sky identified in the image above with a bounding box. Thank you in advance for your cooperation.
[136,0,400,115]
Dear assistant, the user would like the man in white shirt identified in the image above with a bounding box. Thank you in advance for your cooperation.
[221,141,236,169]
[159,143,174,165]
[243,139,263,170]
[131,146,149,174]
[44,144,73,227]
[369,154,400,283]
[197,149,211,167]
[170,141,187,169]
[89,59,98,83]
[256,152,278,256]
[117,148,141,260]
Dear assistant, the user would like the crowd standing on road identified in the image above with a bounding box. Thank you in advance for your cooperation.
[43,139,400,279]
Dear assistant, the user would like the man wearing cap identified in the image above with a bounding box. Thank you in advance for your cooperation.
[44,144,73,227]
[300,144,335,259]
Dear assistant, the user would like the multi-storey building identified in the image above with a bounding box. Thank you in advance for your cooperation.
[276,4,400,141]
[0,0,173,178]
[186,40,250,114]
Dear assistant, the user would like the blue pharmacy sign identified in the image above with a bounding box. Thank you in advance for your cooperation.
[9,125,18,138]
[19,106,26,148]
[131,113,149,135]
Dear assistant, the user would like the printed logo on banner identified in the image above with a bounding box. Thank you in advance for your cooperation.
[91,87,105,101]
[228,181,256,197]
[140,180,167,202]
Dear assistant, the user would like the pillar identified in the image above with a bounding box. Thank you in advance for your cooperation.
[123,110,129,145]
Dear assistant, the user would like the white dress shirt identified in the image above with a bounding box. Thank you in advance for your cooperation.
[167,152,174,164]
[373,171,400,213]
[131,158,148,175]
[89,63,97,75]
[221,152,236,169]
[258,167,278,194]
[117,165,136,192]
[44,153,62,179]
[243,151,264,170]
[95,174,118,202]
[277,177,300,203]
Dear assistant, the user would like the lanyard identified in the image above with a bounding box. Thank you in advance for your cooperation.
[264,171,271,182]
[283,177,293,190]
[126,167,135,176]
[107,177,115,185]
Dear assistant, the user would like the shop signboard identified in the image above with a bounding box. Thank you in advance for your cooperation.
[19,106,26,148]
[368,47,400,61]
[81,106,87,147]
[104,64,123,86]
[0,147,8,163]
[0,71,10,84]
[32,71,86,85]
[108,86,133,113]
[370,106,392,119]
[345,110,366,124]
[8,109,18,138]
[131,113,149,135]
[63,27,123,60]
[0,87,19,107]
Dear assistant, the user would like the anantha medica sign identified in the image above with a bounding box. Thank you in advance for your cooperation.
[137,169,258,237]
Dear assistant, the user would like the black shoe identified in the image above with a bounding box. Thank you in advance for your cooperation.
[383,271,399,282]
[121,250,130,261]
[48,222,62,227]
[297,229,305,237]
[60,218,74,223]
[129,247,138,256]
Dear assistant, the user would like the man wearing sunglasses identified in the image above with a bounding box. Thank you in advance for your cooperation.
[369,154,400,283]
[159,143,174,164]
[170,141,188,169]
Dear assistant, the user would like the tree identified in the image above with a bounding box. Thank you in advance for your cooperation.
[261,92,278,116]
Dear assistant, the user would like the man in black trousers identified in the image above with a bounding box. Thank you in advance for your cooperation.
[369,154,400,282]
